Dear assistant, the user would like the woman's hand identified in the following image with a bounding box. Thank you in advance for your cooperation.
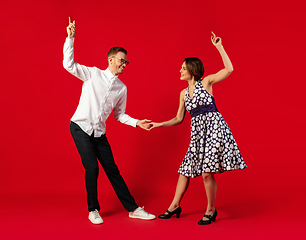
[147,122,163,131]
[211,31,222,47]
[67,17,76,39]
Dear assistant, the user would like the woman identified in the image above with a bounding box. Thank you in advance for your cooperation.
[148,32,247,225]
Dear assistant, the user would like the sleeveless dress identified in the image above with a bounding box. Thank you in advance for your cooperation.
[178,81,247,178]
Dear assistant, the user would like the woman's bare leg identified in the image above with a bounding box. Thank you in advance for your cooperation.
[167,174,190,212]
[202,172,217,220]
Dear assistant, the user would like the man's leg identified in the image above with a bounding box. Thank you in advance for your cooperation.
[70,122,100,212]
[93,135,138,212]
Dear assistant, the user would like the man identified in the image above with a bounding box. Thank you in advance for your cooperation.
[63,17,155,224]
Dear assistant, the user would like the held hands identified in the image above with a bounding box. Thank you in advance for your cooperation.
[147,122,162,131]
[211,31,222,47]
[137,119,153,131]
[67,17,76,39]
[137,120,163,131]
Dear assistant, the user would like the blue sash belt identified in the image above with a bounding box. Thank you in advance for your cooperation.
[190,104,218,118]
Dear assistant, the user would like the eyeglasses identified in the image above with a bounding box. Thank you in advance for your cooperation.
[112,56,129,66]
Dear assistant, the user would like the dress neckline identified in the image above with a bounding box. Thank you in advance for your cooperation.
[187,81,199,100]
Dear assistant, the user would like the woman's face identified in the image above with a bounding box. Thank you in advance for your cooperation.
[180,61,193,81]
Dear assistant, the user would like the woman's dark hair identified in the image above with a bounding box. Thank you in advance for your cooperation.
[184,57,205,81]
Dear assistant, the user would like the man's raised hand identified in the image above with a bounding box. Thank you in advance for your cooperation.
[67,17,76,39]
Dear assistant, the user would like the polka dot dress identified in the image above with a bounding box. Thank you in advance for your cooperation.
[178,81,247,178]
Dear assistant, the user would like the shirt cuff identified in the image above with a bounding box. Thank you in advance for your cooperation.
[66,37,74,44]
[132,118,139,128]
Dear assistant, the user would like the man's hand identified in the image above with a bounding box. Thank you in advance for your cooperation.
[136,119,152,131]
[67,17,75,39]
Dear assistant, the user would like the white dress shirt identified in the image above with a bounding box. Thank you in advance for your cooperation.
[63,38,138,137]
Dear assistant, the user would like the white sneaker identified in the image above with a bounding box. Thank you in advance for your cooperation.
[88,209,103,224]
[129,207,156,220]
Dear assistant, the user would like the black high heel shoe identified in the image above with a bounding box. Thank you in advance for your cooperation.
[198,209,217,225]
[158,206,182,219]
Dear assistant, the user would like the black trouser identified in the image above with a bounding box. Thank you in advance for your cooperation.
[70,121,138,212]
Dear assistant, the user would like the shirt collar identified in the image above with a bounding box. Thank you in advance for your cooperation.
[105,68,118,80]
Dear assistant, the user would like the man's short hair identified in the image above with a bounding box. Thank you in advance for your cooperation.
[107,47,127,60]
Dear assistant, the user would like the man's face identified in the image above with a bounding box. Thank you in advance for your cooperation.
[109,52,128,76]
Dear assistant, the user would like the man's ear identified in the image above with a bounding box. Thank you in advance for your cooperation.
[108,57,113,65]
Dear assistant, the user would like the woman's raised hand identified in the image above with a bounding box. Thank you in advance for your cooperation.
[211,31,222,47]
[67,17,76,39]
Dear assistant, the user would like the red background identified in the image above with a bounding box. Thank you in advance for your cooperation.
[1,0,305,239]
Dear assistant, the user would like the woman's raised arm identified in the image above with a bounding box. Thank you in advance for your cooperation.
[204,32,234,85]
